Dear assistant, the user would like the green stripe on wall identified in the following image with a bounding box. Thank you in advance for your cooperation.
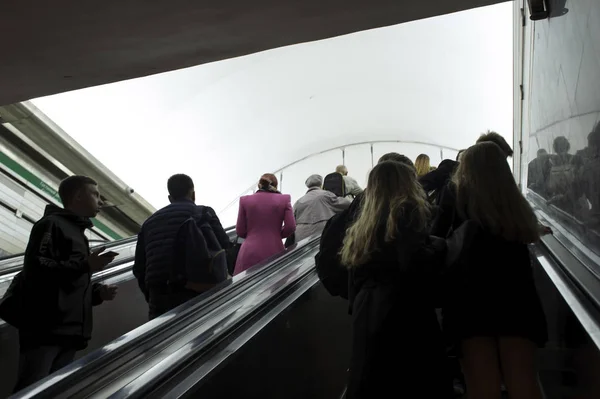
[0,150,123,240]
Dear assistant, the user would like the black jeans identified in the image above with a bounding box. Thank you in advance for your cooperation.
[148,285,199,320]
[14,336,77,393]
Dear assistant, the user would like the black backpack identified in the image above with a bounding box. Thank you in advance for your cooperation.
[169,208,229,292]
[314,208,352,299]
[323,173,346,197]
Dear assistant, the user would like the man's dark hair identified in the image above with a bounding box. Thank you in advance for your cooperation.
[59,175,97,205]
[537,148,548,156]
[168,174,194,200]
[456,149,466,161]
[378,152,415,168]
[477,130,513,157]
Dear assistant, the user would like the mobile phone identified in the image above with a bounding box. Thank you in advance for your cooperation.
[99,251,119,258]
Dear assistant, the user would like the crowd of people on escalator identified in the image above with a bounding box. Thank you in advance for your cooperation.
[527,122,600,234]
[0,130,553,398]
[316,131,551,399]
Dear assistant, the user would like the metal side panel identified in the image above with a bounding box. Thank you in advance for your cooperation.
[8,236,316,399]
[0,270,147,398]
[0,225,235,274]
[159,278,352,399]
[532,242,600,398]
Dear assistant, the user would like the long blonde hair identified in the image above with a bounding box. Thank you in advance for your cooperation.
[453,142,539,243]
[415,154,431,177]
[341,161,430,268]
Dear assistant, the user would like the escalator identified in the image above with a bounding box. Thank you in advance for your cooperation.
[9,232,600,398]
[10,235,328,399]
[0,237,139,277]
[0,226,237,397]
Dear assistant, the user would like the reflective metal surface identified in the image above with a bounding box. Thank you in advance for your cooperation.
[532,242,600,398]
[521,0,600,269]
[10,235,319,398]
[0,226,236,397]
[0,226,234,276]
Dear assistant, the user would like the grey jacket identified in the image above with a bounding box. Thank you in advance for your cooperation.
[343,175,363,199]
[293,188,351,241]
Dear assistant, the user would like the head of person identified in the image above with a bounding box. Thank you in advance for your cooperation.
[537,148,548,159]
[476,130,513,158]
[453,142,539,243]
[456,149,466,162]
[336,165,348,176]
[377,152,415,170]
[588,122,600,157]
[59,175,103,218]
[305,174,323,189]
[168,174,195,203]
[341,161,430,268]
[414,154,431,177]
[553,136,571,155]
[258,173,278,191]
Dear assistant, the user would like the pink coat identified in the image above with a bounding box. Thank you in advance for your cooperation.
[233,191,296,275]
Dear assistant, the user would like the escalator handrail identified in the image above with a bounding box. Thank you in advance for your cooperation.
[0,225,236,278]
[13,235,319,399]
[112,243,321,399]
[534,240,600,350]
[102,239,600,398]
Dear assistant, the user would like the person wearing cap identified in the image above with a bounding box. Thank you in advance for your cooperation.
[292,174,352,242]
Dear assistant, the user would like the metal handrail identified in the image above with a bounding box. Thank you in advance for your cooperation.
[0,225,235,277]
[112,244,320,398]
[13,235,319,399]
[219,139,461,214]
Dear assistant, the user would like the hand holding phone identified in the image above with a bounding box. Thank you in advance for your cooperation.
[89,248,119,273]
[99,251,119,258]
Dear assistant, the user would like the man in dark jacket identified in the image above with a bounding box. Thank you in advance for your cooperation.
[133,174,231,319]
[14,175,117,392]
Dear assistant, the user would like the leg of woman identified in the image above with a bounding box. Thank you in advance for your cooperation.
[461,337,502,399]
[498,337,543,399]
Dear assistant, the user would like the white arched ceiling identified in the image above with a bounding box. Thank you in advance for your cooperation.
[31,2,512,214]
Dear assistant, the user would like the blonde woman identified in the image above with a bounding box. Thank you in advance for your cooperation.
[341,161,453,399]
[444,142,546,399]
[414,153,431,177]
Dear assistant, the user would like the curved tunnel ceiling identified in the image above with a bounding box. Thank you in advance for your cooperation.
[30,3,513,213]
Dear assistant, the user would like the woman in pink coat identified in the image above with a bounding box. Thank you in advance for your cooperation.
[233,173,296,275]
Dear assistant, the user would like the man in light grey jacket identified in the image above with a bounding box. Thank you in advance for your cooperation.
[335,165,363,200]
[293,175,352,242]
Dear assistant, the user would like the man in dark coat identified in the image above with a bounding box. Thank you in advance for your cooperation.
[13,175,118,392]
[133,174,231,319]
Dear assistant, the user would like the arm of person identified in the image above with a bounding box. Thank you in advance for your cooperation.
[281,196,297,238]
[326,193,352,212]
[30,218,90,277]
[205,206,232,249]
[92,283,118,306]
[236,199,248,239]
[344,176,363,197]
[132,229,149,300]
[92,283,104,306]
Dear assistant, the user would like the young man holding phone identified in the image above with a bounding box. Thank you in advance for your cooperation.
[13,175,119,392]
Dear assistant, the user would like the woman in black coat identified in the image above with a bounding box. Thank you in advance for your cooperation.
[443,142,547,399]
[340,161,454,399]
